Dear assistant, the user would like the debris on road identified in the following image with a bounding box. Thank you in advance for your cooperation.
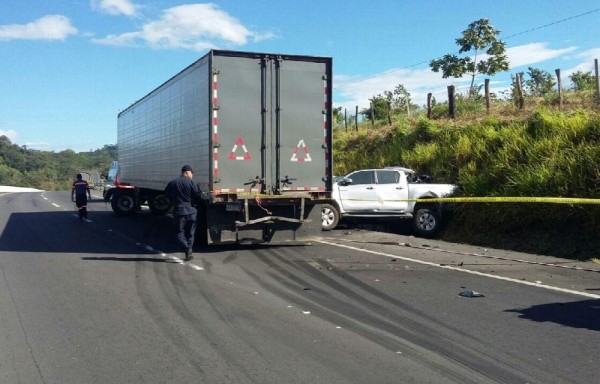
[458,290,485,298]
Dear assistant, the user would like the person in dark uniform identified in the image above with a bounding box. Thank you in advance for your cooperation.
[164,165,203,261]
[71,173,92,220]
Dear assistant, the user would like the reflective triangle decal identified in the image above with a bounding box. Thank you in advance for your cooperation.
[290,139,312,162]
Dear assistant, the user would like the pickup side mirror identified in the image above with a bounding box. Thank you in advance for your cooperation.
[338,178,353,186]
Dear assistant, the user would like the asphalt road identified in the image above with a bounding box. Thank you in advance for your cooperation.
[1,190,599,384]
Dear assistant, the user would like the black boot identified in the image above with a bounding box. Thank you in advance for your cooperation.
[185,247,193,261]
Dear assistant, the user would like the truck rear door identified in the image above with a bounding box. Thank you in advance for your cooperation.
[211,52,331,195]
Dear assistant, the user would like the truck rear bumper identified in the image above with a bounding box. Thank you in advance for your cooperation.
[205,199,324,244]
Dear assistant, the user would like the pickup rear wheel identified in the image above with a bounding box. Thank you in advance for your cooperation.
[321,203,339,231]
[412,207,440,237]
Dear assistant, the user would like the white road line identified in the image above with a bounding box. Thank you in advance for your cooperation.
[316,239,600,299]
[52,203,60,208]
[155,249,204,270]
[331,238,600,273]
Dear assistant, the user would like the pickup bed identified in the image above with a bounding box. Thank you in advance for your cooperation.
[322,167,458,237]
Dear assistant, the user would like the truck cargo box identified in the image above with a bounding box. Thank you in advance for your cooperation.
[118,50,332,197]
[114,50,333,244]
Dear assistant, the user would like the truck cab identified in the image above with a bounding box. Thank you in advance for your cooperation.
[102,161,120,201]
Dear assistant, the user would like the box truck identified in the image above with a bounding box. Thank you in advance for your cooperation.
[109,50,333,244]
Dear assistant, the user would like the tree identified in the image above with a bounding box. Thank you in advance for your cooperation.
[525,67,555,96]
[393,84,412,111]
[430,18,509,96]
[361,95,388,122]
[332,106,344,129]
[569,70,595,91]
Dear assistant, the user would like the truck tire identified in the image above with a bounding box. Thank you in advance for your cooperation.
[412,207,440,237]
[321,203,339,231]
[148,194,172,215]
[111,191,136,216]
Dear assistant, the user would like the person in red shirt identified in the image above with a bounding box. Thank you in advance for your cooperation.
[71,173,92,220]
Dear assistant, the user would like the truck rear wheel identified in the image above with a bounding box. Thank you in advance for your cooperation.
[412,207,440,237]
[111,191,136,216]
[321,203,339,231]
[148,194,172,215]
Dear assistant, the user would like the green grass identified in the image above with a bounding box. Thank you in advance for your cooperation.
[333,93,600,260]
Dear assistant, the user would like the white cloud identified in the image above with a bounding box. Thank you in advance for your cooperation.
[557,48,600,88]
[0,129,18,141]
[91,0,140,17]
[570,48,600,74]
[335,66,473,112]
[24,142,52,150]
[505,43,577,69]
[0,15,77,41]
[334,42,591,112]
[92,4,272,50]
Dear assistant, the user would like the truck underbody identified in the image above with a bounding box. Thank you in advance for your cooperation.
[107,185,324,245]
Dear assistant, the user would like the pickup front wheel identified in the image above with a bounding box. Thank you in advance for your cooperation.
[321,203,340,231]
[412,207,440,237]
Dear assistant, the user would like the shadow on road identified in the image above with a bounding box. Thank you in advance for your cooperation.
[82,256,180,263]
[506,299,600,331]
[0,210,313,256]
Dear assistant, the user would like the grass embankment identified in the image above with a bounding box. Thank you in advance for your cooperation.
[333,98,600,260]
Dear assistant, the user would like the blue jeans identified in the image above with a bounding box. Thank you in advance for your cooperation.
[175,213,197,250]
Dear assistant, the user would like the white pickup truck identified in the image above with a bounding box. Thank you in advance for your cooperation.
[322,167,458,237]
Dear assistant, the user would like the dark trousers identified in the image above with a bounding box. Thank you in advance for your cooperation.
[75,194,88,219]
[175,213,197,250]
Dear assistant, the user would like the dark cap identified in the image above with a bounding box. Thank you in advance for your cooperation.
[181,165,193,173]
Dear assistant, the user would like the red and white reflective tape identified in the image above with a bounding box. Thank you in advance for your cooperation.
[212,73,219,178]
[323,77,330,180]
[213,188,251,193]
[285,186,326,191]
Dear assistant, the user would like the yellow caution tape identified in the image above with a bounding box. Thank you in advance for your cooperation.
[413,196,600,204]
[337,196,600,205]
[212,192,600,205]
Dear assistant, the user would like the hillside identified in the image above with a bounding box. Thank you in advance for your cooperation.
[333,93,600,261]
[0,137,116,191]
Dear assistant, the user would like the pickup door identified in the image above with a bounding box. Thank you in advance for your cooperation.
[374,169,409,213]
[339,169,409,213]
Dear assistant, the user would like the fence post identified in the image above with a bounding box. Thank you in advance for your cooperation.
[484,79,491,114]
[355,106,358,131]
[370,102,375,127]
[555,69,563,110]
[595,59,600,105]
[344,108,347,131]
[448,85,456,118]
[427,93,432,119]
[515,73,525,110]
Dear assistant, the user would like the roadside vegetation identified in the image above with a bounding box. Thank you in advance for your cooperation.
[333,83,600,260]
[334,18,600,260]
[0,137,116,191]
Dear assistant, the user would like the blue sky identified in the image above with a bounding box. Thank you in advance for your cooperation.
[1,0,599,152]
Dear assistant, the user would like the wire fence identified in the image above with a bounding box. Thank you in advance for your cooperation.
[339,59,600,130]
